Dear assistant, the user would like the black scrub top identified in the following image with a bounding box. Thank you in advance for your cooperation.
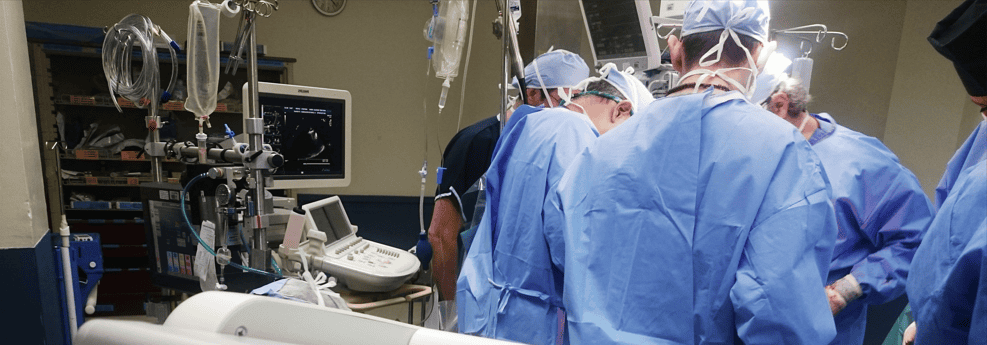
[435,115,500,224]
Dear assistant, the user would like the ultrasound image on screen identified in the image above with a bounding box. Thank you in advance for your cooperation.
[259,94,345,179]
[583,0,646,60]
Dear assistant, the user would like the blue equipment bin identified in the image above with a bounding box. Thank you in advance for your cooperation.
[70,201,112,210]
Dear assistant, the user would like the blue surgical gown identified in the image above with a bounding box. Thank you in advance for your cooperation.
[457,104,599,345]
[547,90,838,344]
[907,120,987,345]
[805,113,934,345]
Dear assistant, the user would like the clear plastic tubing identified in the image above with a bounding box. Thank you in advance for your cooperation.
[102,14,179,115]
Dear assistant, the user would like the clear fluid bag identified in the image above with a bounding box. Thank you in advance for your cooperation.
[186,1,222,120]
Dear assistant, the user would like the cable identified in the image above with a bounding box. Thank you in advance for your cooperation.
[297,250,326,307]
[271,258,282,275]
[181,173,281,279]
[102,14,179,115]
[456,0,478,131]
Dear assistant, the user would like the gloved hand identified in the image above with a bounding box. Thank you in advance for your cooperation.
[902,322,916,345]
[826,274,863,315]
[439,300,458,332]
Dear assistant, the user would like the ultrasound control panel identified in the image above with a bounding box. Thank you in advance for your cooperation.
[301,196,420,292]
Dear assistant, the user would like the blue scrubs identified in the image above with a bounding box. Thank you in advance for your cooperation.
[935,121,987,207]
[805,113,935,345]
[457,105,599,345]
[907,120,987,345]
[547,90,838,344]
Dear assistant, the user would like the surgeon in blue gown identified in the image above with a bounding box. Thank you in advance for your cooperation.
[763,79,935,345]
[457,67,654,345]
[546,1,839,343]
[905,1,987,343]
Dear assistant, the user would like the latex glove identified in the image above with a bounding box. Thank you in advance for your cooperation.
[902,322,916,345]
[826,274,863,315]
[438,300,459,332]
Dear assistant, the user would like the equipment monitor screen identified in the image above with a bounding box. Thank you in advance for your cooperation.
[245,82,352,189]
[301,196,355,244]
[579,0,662,71]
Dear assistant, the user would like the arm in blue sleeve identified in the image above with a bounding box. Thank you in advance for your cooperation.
[732,188,838,344]
[971,232,987,345]
[550,118,598,171]
[543,185,566,271]
[850,170,935,305]
[542,118,597,272]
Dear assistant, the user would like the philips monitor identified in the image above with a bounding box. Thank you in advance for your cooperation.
[579,0,663,72]
[244,82,352,189]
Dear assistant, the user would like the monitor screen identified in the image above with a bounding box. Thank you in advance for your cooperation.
[580,0,661,71]
[584,0,647,60]
[246,82,352,189]
[301,196,355,244]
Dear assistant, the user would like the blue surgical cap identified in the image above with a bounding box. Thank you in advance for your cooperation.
[681,0,770,43]
[573,64,655,112]
[602,66,655,112]
[511,49,590,89]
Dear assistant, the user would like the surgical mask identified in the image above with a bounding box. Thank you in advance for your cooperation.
[506,95,518,111]
[797,114,811,133]
[556,87,575,106]
[568,101,587,116]
[532,56,555,107]
[677,30,777,99]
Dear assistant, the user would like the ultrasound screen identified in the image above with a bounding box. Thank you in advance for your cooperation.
[259,94,346,180]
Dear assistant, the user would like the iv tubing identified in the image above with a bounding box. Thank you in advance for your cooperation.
[419,171,427,234]
[102,14,179,115]
[456,0,478,130]
[181,173,281,279]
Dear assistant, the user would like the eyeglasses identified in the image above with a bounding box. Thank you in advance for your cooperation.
[573,90,624,104]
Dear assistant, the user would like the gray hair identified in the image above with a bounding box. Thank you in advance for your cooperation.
[572,79,624,104]
[774,78,812,118]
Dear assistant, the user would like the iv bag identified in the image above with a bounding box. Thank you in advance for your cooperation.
[428,0,469,81]
[186,1,221,119]
[791,57,814,94]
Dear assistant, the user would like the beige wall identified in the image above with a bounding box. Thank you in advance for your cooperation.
[884,0,971,199]
[772,0,908,140]
[18,0,980,200]
[1,0,49,248]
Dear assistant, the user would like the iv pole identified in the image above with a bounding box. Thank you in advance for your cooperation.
[496,0,527,131]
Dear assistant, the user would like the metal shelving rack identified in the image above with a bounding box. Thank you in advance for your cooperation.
[26,22,294,316]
